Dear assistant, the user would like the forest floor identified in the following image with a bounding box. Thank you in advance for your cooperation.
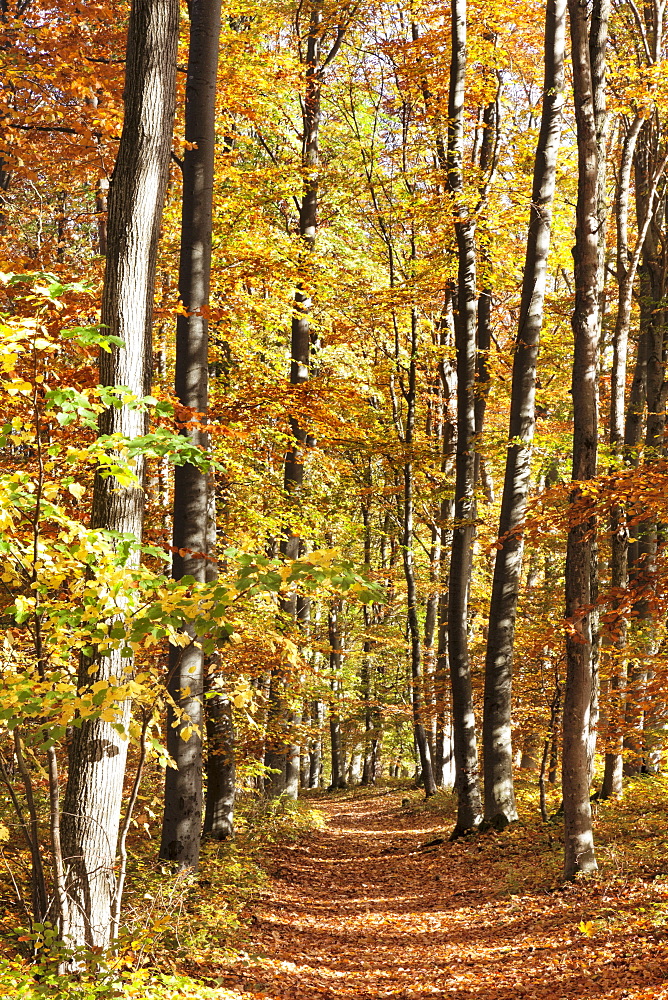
[212,785,668,1000]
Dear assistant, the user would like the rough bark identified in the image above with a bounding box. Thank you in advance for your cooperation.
[446,0,483,835]
[160,0,222,869]
[61,0,179,949]
[482,0,566,825]
[562,0,601,879]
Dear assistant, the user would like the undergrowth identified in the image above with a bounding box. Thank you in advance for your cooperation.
[0,792,326,998]
[3,775,668,997]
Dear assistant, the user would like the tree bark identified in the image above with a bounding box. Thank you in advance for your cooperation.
[624,99,668,774]
[602,114,643,799]
[562,0,602,879]
[266,1,328,794]
[482,0,566,825]
[61,0,179,949]
[435,311,457,789]
[403,309,437,797]
[446,0,483,835]
[160,0,222,869]
[328,599,347,790]
[203,688,235,840]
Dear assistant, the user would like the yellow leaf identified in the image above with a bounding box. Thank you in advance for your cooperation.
[68,482,86,500]
[578,920,594,937]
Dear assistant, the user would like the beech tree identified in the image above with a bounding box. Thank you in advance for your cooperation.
[562,0,606,880]
[264,0,352,797]
[7,7,668,985]
[482,0,566,827]
[446,0,483,835]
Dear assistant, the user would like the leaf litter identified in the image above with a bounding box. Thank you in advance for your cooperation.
[213,786,668,1000]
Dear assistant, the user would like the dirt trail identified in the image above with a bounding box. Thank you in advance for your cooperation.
[220,790,668,1000]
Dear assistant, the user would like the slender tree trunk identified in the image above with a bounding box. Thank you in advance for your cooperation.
[435,315,457,789]
[403,310,437,797]
[0,1,13,234]
[625,103,668,774]
[264,671,289,796]
[61,0,179,949]
[583,0,610,792]
[474,91,500,502]
[266,2,328,793]
[360,603,375,786]
[562,0,602,879]
[447,0,483,835]
[423,524,440,760]
[602,115,643,799]
[360,502,378,787]
[309,698,323,787]
[160,0,222,869]
[539,675,562,820]
[482,0,566,825]
[328,599,347,790]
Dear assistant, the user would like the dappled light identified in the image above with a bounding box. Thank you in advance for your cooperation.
[212,787,668,1000]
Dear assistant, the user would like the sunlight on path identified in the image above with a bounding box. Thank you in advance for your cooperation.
[220,791,668,1000]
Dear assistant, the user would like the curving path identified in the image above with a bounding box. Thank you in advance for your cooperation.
[219,789,668,1000]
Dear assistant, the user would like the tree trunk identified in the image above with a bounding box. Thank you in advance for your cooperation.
[95,176,109,257]
[602,114,644,800]
[562,0,602,879]
[160,0,222,869]
[482,0,566,825]
[309,698,323,788]
[61,0,179,949]
[203,691,235,840]
[328,599,347,790]
[446,0,483,835]
[435,316,457,789]
[403,310,437,797]
[266,1,329,793]
[624,101,668,774]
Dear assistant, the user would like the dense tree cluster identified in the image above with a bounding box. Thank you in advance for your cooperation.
[1,0,668,971]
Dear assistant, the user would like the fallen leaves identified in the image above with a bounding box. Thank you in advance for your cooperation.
[213,786,668,1000]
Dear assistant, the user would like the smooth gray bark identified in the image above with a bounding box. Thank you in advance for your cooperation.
[61,0,179,949]
[402,310,437,797]
[602,115,643,799]
[482,0,566,825]
[562,0,602,879]
[446,0,483,835]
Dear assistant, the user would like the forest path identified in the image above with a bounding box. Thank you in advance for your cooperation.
[219,788,668,1000]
